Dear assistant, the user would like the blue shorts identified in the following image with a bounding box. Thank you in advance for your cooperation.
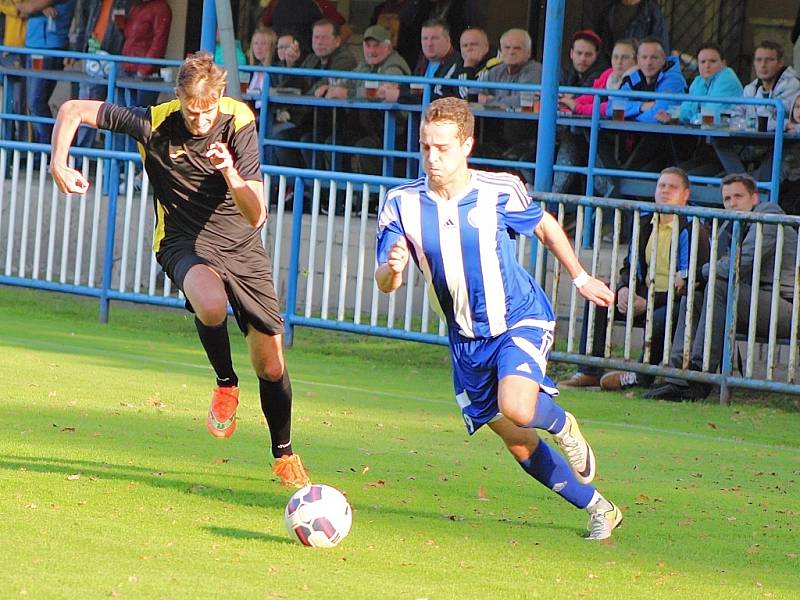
[450,323,559,435]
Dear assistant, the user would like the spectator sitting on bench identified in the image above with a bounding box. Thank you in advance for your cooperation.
[560,167,710,392]
[646,173,799,400]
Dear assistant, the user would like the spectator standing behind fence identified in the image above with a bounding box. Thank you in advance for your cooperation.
[259,0,349,57]
[19,0,77,145]
[595,0,669,61]
[245,26,277,107]
[395,0,480,71]
[560,168,710,392]
[119,0,171,107]
[451,27,498,101]
[273,19,357,170]
[645,174,798,401]
[66,0,127,152]
[0,0,27,141]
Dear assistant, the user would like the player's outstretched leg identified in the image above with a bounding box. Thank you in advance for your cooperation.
[524,391,596,484]
[260,371,309,488]
[195,317,241,438]
[489,418,621,540]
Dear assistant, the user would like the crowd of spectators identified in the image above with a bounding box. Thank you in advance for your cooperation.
[1,0,798,399]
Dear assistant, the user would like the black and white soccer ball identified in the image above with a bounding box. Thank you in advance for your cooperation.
[284,484,352,548]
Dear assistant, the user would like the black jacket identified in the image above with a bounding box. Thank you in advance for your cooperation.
[596,0,669,59]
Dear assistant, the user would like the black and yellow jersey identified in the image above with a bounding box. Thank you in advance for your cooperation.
[97,97,263,254]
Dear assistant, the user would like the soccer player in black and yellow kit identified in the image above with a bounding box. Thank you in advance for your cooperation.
[49,52,310,488]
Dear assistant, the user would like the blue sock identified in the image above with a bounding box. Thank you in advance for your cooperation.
[525,392,566,433]
[518,440,595,508]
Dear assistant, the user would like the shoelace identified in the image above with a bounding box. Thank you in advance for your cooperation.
[588,509,610,539]
[559,431,586,466]
[620,371,637,387]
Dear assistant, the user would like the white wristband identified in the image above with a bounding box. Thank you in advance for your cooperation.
[572,270,590,289]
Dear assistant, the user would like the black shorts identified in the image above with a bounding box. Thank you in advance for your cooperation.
[157,242,284,336]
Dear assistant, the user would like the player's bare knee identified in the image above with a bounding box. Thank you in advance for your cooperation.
[255,360,284,381]
[194,300,228,326]
[502,404,535,427]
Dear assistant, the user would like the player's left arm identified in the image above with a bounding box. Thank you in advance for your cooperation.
[206,142,266,228]
[534,212,614,307]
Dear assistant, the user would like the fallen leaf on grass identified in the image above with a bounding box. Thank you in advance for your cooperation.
[188,484,207,494]
[707,422,717,429]
[478,485,489,500]
[361,466,369,475]
[367,480,385,488]
[60,427,76,433]
[213,458,229,465]
[746,544,760,555]
[66,474,80,481]
[146,395,164,408]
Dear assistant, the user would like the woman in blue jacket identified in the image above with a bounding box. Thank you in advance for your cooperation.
[656,42,743,124]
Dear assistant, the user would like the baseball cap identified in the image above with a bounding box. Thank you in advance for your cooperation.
[363,25,390,43]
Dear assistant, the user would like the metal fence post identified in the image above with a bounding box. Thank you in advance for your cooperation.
[283,177,305,347]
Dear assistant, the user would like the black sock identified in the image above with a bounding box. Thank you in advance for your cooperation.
[194,317,238,388]
[259,370,293,458]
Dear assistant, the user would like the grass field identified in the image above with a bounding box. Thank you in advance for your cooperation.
[1,286,798,599]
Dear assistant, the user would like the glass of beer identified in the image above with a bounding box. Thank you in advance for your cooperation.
[756,106,770,132]
[31,55,44,71]
[700,106,715,128]
[611,98,626,121]
[519,91,535,113]
[410,83,425,98]
[365,80,379,99]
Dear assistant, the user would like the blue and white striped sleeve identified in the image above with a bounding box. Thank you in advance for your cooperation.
[376,194,405,265]
[502,174,542,237]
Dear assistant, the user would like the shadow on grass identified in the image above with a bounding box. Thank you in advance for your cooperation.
[0,452,580,538]
[0,454,287,509]
[205,526,294,544]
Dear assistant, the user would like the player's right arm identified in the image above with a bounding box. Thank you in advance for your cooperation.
[375,237,408,293]
[50,100,104,194]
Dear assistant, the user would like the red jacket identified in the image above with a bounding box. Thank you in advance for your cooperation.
[122,0,172,77]
[573,67,614,116]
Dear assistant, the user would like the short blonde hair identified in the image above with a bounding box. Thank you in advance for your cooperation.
[422,97,474,142]
[176,52,227,107]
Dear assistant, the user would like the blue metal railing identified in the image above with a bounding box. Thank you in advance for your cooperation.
[2,46,799,402]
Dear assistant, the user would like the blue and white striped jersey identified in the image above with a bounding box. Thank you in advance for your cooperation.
[376,170,554,339]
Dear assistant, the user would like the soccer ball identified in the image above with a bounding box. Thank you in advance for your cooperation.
[284,484,352,548]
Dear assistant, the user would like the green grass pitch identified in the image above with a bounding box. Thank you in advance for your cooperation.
[0,286,798,599]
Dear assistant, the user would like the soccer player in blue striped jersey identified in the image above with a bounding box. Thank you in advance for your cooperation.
[375,97,623,540]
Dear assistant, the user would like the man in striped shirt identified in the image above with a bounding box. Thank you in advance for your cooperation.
[375,97,623,540]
